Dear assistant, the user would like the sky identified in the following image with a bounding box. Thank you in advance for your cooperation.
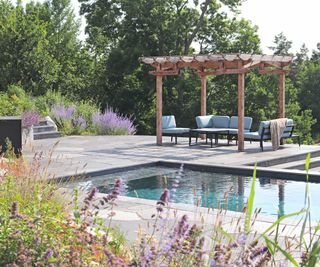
[240,0,320,54]
[71,0,320,55]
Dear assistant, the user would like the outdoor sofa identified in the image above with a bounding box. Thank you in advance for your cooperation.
[194,115,253,145]
[162,115,190,144]
[244,119,300,151]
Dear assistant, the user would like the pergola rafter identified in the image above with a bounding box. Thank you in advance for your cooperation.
[140,53,293,152]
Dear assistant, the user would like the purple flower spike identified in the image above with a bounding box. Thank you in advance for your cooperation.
[92,107,136,135]
[50,104,75,120]
[73,116,87,129]
[43,248,54,260]
[103,178,123,203]
[237,233,247,245]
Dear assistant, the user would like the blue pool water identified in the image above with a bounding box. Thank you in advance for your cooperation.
[66,166,320,220]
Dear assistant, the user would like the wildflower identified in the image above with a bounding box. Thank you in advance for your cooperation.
[104,250,126,266]
[21,110,40,128]
[73,116,87,129]
[103,178,123,203]
[51,104,75,120]
[10,202,22,219]
[236,233,247,245]
[43,248,54,262]
[156,189,170,213]
[82,187,98,211]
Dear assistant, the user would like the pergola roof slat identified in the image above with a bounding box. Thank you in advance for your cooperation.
[140,54,293,72]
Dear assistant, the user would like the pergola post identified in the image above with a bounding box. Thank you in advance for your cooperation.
[200,75,207,139]
[279,73,285,118]
[200,75,207,116]
[156,70,163,146]
[237,72,245,152]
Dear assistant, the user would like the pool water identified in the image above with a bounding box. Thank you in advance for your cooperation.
[66,166,320,219]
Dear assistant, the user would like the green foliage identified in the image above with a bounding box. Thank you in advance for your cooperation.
[75,100,100,122]
[0,0,319,140]
[0,86,33,116]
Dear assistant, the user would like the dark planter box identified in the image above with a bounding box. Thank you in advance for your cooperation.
[0,116,22,155]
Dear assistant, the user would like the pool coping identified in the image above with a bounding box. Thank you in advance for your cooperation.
[56,160,320,183]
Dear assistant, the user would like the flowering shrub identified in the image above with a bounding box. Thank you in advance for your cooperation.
[50,104,75,120]
[21,110,40,128]
[49,104,136,136]
[92,108,136,135]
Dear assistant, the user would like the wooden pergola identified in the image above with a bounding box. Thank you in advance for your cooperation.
[141,54,293,152]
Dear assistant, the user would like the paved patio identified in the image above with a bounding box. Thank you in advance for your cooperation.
[23,135,320,178]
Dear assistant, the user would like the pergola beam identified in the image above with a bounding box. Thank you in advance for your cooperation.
[198,68,248,76]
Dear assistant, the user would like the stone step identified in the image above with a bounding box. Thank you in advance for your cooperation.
[33,125,56,133]
[37,119,48,126]
[270,156,320,170]
[254,149,320,167]
[34,131,61,140]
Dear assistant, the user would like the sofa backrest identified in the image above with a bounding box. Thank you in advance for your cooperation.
[258,119,294,138]
[196,115,213,128]
[162,115,176,129]
[230,116,253,131]
[282,119,294,137]
[211,116,230,128]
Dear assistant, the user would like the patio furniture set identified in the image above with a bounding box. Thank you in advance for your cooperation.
[162,115,300,151]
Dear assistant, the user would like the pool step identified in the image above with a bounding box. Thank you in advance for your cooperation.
[270,156,320,171]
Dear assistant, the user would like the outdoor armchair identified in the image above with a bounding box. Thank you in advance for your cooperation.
[244,119,300,151]
[162,115,190,144]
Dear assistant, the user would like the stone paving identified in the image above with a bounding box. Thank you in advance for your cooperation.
[23,135,320,178]
[23,135,320,242]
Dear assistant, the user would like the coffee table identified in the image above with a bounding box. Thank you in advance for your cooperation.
[189,128,230,147]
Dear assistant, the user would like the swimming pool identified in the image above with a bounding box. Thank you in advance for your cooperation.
[66,166,319,219]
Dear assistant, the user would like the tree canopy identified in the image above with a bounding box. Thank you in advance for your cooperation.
[0,0,318,143]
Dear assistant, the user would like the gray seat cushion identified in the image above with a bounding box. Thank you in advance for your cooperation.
[211,116,230,128]
[230,116,253,131]
[228,129,250,135]
[244,132,261,139]
[162,115,176,129]
[162,127,190,134]
[196,116,213,128]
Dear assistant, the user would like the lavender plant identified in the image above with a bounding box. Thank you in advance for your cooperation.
[92,108,136,135]
[50,104,75,134]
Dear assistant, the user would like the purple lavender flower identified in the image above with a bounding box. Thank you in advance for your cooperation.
[21,110,40,128]
[43,248,54,261]
[50,104,75,120]
[237,233,247,245]
[92,107,136,135]
[73,116,87,129]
